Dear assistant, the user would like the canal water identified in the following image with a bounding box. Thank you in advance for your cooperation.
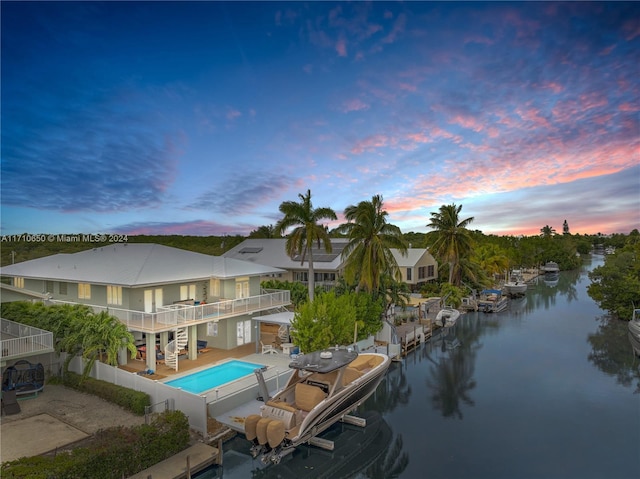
[201,254,640,479]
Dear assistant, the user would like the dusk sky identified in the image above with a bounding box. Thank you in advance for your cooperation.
[2,1,638,238]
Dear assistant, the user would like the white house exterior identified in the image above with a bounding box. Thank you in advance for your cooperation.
[0,243,290,370]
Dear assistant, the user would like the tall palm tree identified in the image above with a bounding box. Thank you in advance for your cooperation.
[425,203,474,286]
[337,195,408,295]
[540,224,556,238]
[276,189,337,302]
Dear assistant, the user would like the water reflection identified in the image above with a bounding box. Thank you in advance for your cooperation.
[217,411,408,479]
[588,315,640,394]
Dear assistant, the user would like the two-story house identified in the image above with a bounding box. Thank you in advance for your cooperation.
[0,243,289,371]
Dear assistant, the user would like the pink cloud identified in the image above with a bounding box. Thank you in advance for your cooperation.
[515,106,551,129]
[336,37,348,57]
[351,134,392,154]
[381,12,406,44]
[226,108,241,121]
[619,102,639,112]
[342,98,370,113]
[622,18,640,40]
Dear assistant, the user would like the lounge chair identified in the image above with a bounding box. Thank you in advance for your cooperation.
[261,341,278,354]
[1,389,21,415]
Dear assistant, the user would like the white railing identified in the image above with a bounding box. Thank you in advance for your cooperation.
[0,318,54,361]
[50,289,290,333]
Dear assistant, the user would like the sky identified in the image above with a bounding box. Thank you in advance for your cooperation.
[1,1,639,239]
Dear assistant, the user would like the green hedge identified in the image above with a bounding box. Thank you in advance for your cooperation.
[1,410,191,479]
[62,372,150,415]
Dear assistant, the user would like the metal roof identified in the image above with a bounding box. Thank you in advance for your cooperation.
[224,239,434,271]
[223,238,349,270]
[0,243,284,287]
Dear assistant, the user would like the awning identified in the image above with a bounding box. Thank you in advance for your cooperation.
[252,311,294,325]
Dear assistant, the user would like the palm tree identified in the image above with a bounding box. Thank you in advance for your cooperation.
[425,203,474,286]
[276,189,337,302]
[337,195,408,295]
[540,225,556,238]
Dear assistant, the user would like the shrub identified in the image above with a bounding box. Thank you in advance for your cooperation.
[0,411,190,479]
[62,372,150,415]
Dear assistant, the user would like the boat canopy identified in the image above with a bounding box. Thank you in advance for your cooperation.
[289,347,358,374]
[481,289,502,295]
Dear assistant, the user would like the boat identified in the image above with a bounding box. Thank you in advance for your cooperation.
[241,410,393,479]
[503,270,527,297]
[541,261,560,274]
[435,308,460,327]
[628,308,640,357]
[477,289,509,313]
[245,346,391,465]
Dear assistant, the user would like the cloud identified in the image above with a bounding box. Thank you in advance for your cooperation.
[189,173,297,216]
[342,98,370,113]
[1,82,181,213]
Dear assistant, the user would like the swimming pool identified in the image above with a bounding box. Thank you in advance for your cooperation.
[165,360,265,394]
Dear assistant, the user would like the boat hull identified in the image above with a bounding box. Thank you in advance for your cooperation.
[292,363,388,446]
[246,350,391,465]
[504,282,527,296]
[629,309,640,357]
[435,308,460,327]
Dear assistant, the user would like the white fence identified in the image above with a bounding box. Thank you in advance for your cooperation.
[67,355,209,435]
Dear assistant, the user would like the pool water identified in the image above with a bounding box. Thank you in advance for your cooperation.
[165,360,265,394]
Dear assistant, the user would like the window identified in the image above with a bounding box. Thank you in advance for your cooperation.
[14,277,24,288]
[45,281,54,294]
[427,265,435,277]
[107,285,123,305]
[235,279,249,299]
[180,284,196,300]
[78,283,91,299]
[418,266,426,280]
[207,321,218,337]
[406,268,412,281]
[210,278,220,297]
[59,282,67,295]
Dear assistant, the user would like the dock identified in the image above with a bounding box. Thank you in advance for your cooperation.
[127,442,220,479]
[396,319,434,357]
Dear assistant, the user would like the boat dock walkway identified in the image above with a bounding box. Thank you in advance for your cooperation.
[127,442,220,479]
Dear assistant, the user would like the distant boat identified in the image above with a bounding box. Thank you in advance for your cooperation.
[435,308,460,327]
[541,261,560,273]
[504,270,527,297]
[628,308,640,357]
[477,289,509,313]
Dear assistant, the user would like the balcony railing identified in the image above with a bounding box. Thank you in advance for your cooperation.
[50,289,291,333]
[1,318,55,361]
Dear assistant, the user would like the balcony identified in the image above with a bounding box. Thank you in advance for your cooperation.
[1,318,55,363]
[50,289,291,334]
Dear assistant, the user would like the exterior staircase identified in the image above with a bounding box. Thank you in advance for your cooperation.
[164,328,188,371]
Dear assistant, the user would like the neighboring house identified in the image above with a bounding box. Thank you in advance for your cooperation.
[223,238,347,291]
[391,248,439,288]
[0,243,290,371]
[223,238,438,291]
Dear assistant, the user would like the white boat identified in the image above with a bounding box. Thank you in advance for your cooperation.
[541,261,560,273]
[628,308,640,357]
[435,308,460,327]
[503,270,527,297]
[245,346,391,465]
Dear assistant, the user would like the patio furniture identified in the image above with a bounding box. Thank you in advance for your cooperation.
[261,341,278,354]
[1,389,21,415]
